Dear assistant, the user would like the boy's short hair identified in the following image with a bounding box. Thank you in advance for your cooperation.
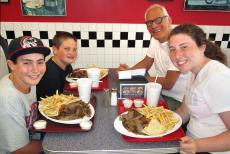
[8,36,51,61]
[52,31,77,48]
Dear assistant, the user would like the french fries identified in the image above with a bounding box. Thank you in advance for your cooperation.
[100,69,108,78]
[136,106,179,134]
[39,91,80,117]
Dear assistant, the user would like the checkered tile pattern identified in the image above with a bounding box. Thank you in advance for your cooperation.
[4,30,151,48]
[1,22,230,68]
[4,30,230,49]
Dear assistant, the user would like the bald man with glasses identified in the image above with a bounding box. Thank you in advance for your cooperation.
[118,4,190,110]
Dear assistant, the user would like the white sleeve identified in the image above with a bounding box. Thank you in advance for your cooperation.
[204,71,230,113]
[146,38,156,58]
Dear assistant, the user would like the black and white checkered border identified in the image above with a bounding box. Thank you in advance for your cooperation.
[3,30,230,49]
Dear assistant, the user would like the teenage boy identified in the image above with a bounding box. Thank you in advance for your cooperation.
[0,36,50,154]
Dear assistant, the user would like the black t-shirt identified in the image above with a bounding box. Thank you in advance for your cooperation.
[36,58,73,101]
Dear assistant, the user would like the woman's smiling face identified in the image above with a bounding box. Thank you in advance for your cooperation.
[168,33,206,75]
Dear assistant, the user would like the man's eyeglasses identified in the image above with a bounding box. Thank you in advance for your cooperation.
[145,16,168,27]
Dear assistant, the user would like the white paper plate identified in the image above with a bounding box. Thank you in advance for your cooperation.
[66,68,108,83]
[114,110,182,138]
[39,103,95,124]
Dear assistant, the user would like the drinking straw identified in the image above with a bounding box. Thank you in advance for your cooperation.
[154,74,159,83]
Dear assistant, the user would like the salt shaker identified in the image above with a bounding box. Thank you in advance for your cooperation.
[110,88,117,106]
[103,88,110,107]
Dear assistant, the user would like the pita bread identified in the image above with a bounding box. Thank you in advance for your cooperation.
[142,118,166,135]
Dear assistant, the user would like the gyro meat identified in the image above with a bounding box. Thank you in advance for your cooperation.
[54,100,91,120]
[69,69,88,78]
[120,109,150,135]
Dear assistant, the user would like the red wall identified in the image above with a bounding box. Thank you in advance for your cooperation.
[0,0,229,25]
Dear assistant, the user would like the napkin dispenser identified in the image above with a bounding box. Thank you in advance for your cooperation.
[118,75,148,99]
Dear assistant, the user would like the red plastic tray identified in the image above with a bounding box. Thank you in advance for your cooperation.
[65,76,108,91]
[117,98,185,142]
[33,96,96,133]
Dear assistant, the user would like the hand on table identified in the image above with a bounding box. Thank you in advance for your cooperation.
[118,64,130,71]
[179,136,198,154]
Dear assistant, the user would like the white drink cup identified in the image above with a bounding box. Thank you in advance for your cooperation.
[77,78,92,103]
[146,82,162,107]
[87,68,100,88]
